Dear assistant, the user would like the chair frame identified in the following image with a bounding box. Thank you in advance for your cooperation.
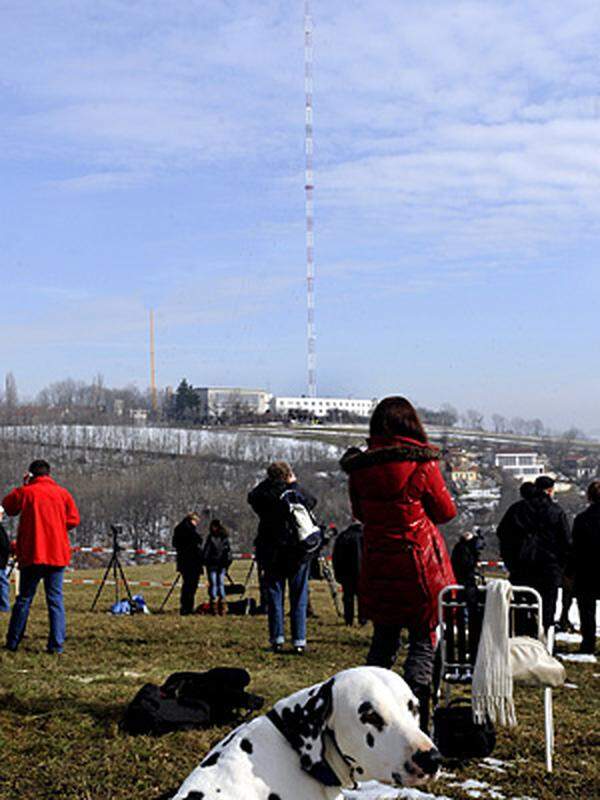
[436,583,555,772]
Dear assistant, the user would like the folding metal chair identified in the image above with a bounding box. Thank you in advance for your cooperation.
[436,584,556,772]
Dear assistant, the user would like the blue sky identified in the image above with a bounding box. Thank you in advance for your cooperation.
[1,1,600,430]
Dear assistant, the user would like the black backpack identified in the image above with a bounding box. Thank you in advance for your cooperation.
[121,667,264,735]
[433,699,496,760]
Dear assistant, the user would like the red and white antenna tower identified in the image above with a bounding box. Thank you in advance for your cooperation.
[304,0,317,398]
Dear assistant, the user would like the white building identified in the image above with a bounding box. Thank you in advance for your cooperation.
[272,396,376,419]
[494,452,546,481]
[196,387,272,418]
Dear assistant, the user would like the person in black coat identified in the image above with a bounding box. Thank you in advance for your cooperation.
[0,505,11,612]
[332,521,363,625]
[572,480,600,654]
[172,512,204,616]
[497,476,571,630]
[247,461,317,653]
[202,519,232,615]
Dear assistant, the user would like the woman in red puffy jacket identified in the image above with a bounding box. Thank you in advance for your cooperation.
[340,396,456,729]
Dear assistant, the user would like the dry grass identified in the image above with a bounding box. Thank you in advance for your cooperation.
[0,562,598,800]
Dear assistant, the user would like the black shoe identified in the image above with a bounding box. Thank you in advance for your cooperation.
[293,645,306,655]
[272,643,284,654]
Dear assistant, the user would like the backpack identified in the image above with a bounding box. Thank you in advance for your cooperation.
[280,489,323,560]
[121,667,264,735]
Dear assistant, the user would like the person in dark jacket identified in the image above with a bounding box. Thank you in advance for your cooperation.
[172,512,203,616]
[202,519,232,616]
[497,481,536,574]
[332,520,364,625]
[340,397,456,731]
[572,480,600,654]
[248,461,317,654]
[497,476,571,630]
[0,505,11,612]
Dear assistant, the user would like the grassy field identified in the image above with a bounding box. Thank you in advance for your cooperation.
[0,563,598,800]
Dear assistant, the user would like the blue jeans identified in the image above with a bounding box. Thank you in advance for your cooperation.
[6,566,66,653]
[265,561,310,646]
[207,568,226,600]
[0,567,10,612]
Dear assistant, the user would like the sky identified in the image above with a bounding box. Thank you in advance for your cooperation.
[1,1,600,431]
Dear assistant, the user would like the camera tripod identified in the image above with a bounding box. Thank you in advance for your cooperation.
[316,555,343,617]
[90,524,134,611]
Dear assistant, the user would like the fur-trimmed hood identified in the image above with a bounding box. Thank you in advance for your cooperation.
[340,436,441,474]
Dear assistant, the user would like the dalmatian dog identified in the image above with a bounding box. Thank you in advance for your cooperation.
[170,666,442,800]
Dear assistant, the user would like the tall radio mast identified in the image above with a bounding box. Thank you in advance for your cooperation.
[304,0,317,398]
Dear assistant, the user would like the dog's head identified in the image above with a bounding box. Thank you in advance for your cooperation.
[269,666,441,789]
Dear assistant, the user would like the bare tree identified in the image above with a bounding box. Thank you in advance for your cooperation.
[5,372,18,407]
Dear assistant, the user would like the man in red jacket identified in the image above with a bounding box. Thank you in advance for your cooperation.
[3,459,80,654]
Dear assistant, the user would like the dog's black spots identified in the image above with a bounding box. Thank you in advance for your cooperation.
[358,701,386,732]
[306,743,312,750]
[268,794,282,800]
[300,754,312,768]
[183,793,204,800]
[240,738,253,754]
[366,732,375,748]
[200,751,220,768]
[220,731,236,748]
[356,766,364,775]
[278,679,335,753]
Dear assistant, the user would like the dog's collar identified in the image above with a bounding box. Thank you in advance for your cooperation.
[266,709,343,787]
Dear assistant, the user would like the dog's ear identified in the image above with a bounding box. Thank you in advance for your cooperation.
[273,677,340,786]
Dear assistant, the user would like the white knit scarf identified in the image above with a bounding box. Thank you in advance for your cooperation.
[472,579,517,727]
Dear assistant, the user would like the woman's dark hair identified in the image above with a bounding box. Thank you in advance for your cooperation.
[209,519,227,536]
[369,396,428,443]
[587,480,600,504]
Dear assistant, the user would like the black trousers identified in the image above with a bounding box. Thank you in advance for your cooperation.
[180,567,202,615]
[341,580,359,625]
[577,594,598,654]
[366,624,435,689]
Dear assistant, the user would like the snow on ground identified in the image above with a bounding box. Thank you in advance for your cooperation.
[0,423,344,463]
[558,653,597,663]
[344,782,452,800]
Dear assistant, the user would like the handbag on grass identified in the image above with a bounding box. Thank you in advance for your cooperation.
[509,636,566,687]
[433,699,496,760]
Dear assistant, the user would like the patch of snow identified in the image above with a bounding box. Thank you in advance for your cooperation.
[558,653,597,664]
[554,632,582,644]
[482,758,508,770]
[67,674,108,684]
[344,782,452,800]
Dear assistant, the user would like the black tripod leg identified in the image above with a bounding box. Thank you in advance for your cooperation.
[158,573,181,613]
[90,554,116,612]
[320,559,343,617]
[114,556,134,602]
[243,559,255,592]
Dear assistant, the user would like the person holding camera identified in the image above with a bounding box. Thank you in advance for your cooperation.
[3,460,80,654]
[202,519,232,615]
[248,461,317,654]
[172,512,204,616]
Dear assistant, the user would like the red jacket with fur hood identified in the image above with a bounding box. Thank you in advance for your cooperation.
[340,435,456,630]
[2,476,80,568]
